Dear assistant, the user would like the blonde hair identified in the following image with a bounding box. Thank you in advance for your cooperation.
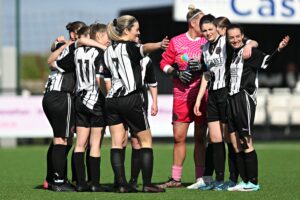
[107,15,138,41]
[186,4,203,22]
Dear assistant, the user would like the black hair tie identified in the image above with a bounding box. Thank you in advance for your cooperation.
[113,18,117,26]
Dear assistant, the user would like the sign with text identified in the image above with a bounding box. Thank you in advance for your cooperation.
[174,0,300,24]
[0,95,195,138]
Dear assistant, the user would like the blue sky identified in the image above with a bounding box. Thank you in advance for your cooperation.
[2,0,172,53]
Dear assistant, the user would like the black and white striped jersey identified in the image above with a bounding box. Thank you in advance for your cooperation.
[229,46,279,100]
[44,42,76,93]
[140,56,158,87]
[201,36,228,91]
[103,41,145,98]
[74,46,105,111]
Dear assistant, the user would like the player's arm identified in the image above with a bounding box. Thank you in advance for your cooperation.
[50,36,66,52]
[76,38,107,50]
[248,35,290,70]
[142,36,169,54]
[194,74,209,116]
[242,39,259,59]
[194,56,209,116]
[149,86,158,116]
[47,41,73,70]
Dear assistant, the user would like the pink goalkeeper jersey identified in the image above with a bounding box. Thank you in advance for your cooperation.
[160,33,207,101]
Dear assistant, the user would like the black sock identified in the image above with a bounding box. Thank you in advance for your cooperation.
[111,148,127,186]
[86,148,91,182]
[203,143,214,176]
[227,143,239,183]
[52,145,67,183]
[244,150,258,185]
[121,147,126,163]
[236,152,248,183]
[212,142,225,181]
[113,147,126,186]
[71,150,77,183]
[64,145,72,180]
[73,152,86,185]
[140,148,153,186]
[46,142,54,182]
[130,148,141,182]
[89,156,101,186]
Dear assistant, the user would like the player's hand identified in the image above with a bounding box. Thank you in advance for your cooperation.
[172,69,192,84]
[151,103,158,116]
[194,100,202,116]
[188,59,201,72]
[56,35,66,43]
[278,35,290,52]
[160,36,169,50]
[242,44,253,59]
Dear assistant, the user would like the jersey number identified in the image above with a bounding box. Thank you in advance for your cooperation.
[78,59,90,82]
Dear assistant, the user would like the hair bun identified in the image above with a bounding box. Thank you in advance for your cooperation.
[188,4,196,11]
[113,18,117,27]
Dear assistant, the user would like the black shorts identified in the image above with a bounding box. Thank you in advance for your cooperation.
[227,91,256,137]
[75,97,106,128]
[42,91,75,138]
[105,92,149,133]
[206,87,228,123]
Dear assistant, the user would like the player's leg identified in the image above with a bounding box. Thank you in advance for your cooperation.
[110,123,131,192]
[187,95,208,189]
[187,122,207,189]
[157,122,189,188]
[73,126,90,191]
[43,92,75,191]
[242,136,260,191]
[129,135,141,189]
[88,126,103,192]
[135,129,164,193]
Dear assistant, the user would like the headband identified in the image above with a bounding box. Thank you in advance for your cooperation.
[188,11,203,22]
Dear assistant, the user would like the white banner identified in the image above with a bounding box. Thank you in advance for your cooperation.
[0,96,52,138]
[174,0,300,24]
[0,95,194,138]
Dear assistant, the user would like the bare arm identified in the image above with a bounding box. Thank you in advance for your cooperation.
[76,38,107,50]
[99,78,110,96]
[47,41,73,70]
[243,39,259,59]
[50,36,66,52]
[104,79,112,92]
[142,36,169,54]
[277,35,290,52]
[193,74,209,116]
[148,86,158,116]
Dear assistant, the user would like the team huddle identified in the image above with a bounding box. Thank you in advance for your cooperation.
[42,5,290,193]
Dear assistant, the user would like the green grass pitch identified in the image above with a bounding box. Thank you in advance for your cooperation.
[0,141,299,200]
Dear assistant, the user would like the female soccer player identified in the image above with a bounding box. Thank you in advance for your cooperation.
[158,5,208,189]
[72,23,110,192]
[225,24,289,191]
[43,21,86,191]
[103,15,168,193]
[194,14,258,190]
[199,16,233,188]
